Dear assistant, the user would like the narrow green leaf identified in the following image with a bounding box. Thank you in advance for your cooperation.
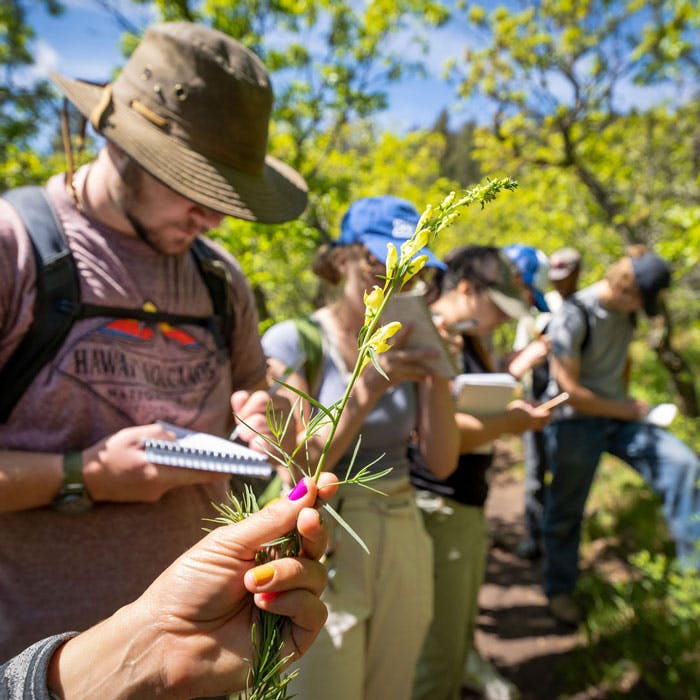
[322,502,369,554]
[368,346,390,381]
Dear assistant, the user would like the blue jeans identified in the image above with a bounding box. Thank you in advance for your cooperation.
[543,417,700,598]
[523,429,547,541]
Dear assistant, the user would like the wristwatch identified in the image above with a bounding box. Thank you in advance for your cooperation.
[51,451,93,513]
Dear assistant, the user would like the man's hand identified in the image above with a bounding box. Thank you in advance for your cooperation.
[231,387,296,456]
[82,424,228,503]
[619,398,650,422]
[48,474,339,700]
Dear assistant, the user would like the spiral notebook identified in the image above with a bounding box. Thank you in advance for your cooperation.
[142,421,273,477]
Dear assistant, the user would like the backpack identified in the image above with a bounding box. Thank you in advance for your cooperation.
[291,314,324,396]
[0,185,235,423]
[531,296,591,399]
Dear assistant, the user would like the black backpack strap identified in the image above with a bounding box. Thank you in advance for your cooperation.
[0,190,235,422]
[0,186,80,422]
[564,296,591,352]
[190,238,234,351]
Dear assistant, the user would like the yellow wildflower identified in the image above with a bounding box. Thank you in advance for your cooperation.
[385,243,398,282]
[405,255,428,280]
[359,321,402,373]
[363,285,384,326]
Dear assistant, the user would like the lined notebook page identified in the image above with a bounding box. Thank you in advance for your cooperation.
[143,421,273,477]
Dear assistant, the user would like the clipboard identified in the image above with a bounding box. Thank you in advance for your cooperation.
[381,292,460,378]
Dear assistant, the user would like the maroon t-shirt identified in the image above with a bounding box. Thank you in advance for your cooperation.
[0,172,266,660]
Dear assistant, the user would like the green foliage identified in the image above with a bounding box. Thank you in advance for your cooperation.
[133,0,450,172]
[213,125,461,325]
[562,456,700,697]
[451,0,700,248]
[0,0,67,190]
[629,328,700,453]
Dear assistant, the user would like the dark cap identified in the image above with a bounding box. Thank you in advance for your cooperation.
[548,247,581,281]
[631,252,671,316]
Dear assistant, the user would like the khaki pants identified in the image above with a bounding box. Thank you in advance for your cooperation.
[288,477,433,700]
[412,494,487,700]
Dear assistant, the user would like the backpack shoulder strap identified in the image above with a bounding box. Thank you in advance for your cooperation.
[0,186,80,422]
[291,314,324,396]
[190,238,234,351]
[564,296,591,351]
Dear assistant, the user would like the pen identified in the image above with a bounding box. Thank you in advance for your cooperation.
[539,392,570,411]
[229,357,305,440]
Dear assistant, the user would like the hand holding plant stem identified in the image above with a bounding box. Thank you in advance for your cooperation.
[214,177,518,699]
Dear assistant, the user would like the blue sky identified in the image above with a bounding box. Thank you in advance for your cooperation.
[24,0,688,135]
[25,0,463,133]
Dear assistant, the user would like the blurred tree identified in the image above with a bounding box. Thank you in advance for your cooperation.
[432,109,482,187]
[0,0,67,189]
[449,0,699,414]
[210,124,459,326]
[130,0,454,320]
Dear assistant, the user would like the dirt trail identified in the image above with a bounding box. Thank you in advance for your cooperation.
[462,451,583,700]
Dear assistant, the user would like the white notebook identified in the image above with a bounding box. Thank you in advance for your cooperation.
[142,421,273,477]
[645,403,678,428]
[381,292,460,378]
[453,373,519,415]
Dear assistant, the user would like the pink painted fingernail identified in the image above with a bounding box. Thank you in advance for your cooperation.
[288,479,308,501]
[259,591,281,602]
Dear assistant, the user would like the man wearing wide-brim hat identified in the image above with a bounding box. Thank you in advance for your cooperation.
[0,22,304,665]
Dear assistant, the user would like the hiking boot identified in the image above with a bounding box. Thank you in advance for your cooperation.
[462,649,521,700]
[548,593,584,627]
[514,537,542,560]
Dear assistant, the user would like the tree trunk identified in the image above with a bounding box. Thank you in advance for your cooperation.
[648,308,698,417]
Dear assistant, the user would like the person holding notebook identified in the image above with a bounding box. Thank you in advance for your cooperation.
[542,246,700,626]
[0,22,303,662]
[262,195,459,700]
[411,245,552,700]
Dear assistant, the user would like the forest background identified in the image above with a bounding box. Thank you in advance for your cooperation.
[3,0,698,422]
[2,1,700,695]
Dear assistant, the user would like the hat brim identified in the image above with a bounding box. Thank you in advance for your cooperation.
[533,289,550,312]
[51,73,308,224]
[361,234,446,271]
[488,288,530,319]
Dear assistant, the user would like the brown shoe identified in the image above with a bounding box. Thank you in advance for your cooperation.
[548,593,584,627]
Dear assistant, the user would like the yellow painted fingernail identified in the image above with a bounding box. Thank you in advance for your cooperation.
[250,564,275,586]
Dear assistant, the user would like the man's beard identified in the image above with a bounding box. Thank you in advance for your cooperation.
[117,157,189,256]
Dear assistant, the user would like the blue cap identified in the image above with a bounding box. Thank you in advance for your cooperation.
[503,244,550,312]
[338,196,446,270]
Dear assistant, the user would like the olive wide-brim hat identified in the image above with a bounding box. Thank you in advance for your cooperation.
[50,22,307,223]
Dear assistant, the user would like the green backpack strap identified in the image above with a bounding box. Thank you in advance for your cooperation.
[291,314,324,397]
